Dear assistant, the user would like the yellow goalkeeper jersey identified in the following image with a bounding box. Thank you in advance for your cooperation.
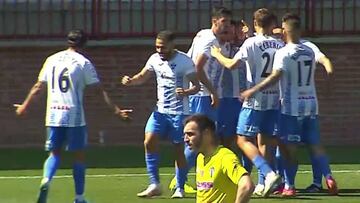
[196,146,248,203]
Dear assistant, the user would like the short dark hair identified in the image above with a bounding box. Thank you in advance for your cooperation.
[254,8,276,28]
[184,114,216,133]
[156,30,176,42]
[282,13,301,30]
[211,6,232,19]
[67,29,87,47]
[231,19,242,27]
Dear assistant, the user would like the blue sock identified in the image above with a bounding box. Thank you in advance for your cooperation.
[314,155,332,179]
[252,155,273,176]
[145,153,160,184]
[275,147,284,178]
[311,155,323,186]
[257,169,265,185]
[73,162,86,195]
[241,155,253,173]
[283,160,298,187]
[184,144,197,172]
[43,154,60,181]
[175,167,187,190]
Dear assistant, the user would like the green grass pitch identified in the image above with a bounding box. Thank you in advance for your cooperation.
[0,145,359,203]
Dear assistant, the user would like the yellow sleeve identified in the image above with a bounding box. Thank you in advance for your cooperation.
[221,153,248,185]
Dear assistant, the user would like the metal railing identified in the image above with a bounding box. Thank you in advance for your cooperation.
[0,0,359,40]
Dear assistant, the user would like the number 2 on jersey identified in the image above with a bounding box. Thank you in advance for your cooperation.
[51,66,70,93]
[261,52,274,77]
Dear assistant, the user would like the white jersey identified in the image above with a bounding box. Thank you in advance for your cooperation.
[187,29,231,97]
[300,39,325,62]
[273,43,318,116]
[221,45,247,98]
[38,50,99,127]
[234,34,284,110]
[144,50,195,115]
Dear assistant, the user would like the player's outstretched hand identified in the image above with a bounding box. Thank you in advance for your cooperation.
[13,103,26,117]
[175,88,186,97]
[240,89,255,101]
[121,76,132,86]
[210,93,219,108]
[241,20,250,34]
[114,106,133,121]
[210,46,221,58]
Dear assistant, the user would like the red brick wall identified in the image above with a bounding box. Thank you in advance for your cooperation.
[0,43,359,147]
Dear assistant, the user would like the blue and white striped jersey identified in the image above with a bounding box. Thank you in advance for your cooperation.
[187,29,231,97]
[273,43,318,116]
[145,50,195,115]
[38,50,99,127]
[234,34,284,110]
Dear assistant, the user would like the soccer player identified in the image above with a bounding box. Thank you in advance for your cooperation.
[184,114,254,203]
[300,39,336,193]
[187,6,232,120]
[240,13,338,196]
[217,20,247,149]
[211,8,283,197]
[121,30,200,198]
[14,30,132,203]
[169,6,232,193]
[270,25,336,194]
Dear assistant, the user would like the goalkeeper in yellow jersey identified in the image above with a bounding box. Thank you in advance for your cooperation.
[184,114,254,203]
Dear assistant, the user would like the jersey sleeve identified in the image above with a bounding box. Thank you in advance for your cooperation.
[144,54,155,72]
[83,61,100,85]
[303,41,325,62]
[273,50,287,72]
[222,153,248,185]
[234,40,249,61]
[184,58,196,75]
[192,33,215,58]
[38,58,50,82]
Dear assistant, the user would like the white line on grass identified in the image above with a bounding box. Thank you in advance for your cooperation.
[0,169,359,180]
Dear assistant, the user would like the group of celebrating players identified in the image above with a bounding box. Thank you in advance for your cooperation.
[15,5,338,203]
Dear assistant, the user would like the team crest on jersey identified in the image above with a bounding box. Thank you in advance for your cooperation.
[170,63,176,70]
[209,167,215,178]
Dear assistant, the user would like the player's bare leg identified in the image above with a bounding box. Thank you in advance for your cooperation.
[236,136,280,197]
[137,133,162,198]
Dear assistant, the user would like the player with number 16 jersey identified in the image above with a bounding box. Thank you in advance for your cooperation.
[39,50,99,127]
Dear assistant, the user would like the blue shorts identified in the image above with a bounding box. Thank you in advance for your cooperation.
[45,126,88,151]
[189,95,218,122]
[145,111,186,144]
[278,114,320,145]
[236,108,279,137]
[217,98,242,137]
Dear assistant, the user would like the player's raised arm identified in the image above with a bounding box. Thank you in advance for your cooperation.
[318,55,334,76]
[15,80,46,116]
[121,66,153,86]
[211,46,241,69]
[195,53,219,107]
